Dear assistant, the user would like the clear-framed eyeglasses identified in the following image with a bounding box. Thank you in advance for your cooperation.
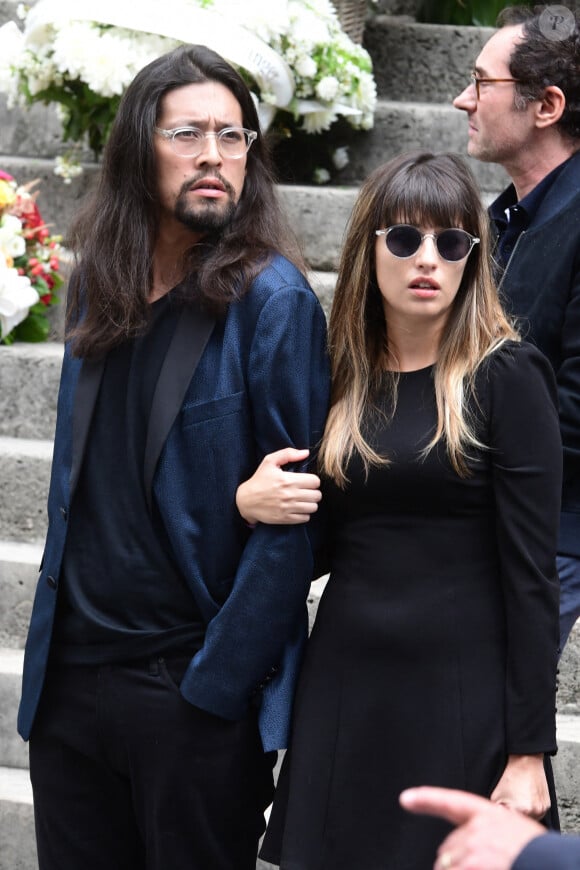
[154,126,258,159]
[469,71,520,101]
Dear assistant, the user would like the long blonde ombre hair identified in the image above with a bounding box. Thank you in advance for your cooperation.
[318,152,519,487]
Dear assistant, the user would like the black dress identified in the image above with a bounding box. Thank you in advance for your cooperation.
[261,342,561,870]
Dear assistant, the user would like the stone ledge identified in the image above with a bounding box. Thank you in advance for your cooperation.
[0,343,63,440]
[365,16,495,103]
[0,541,42,649]
[337,100,509,195]
[0,438,52,542]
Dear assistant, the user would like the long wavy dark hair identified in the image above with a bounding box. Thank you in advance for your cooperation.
[66,44,304,358]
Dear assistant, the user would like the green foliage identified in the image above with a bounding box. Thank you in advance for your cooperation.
[21,78,121,159]
[11,304,52,342]
[417,0,532,27]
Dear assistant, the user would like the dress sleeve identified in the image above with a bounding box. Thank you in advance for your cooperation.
[487,341,561,754]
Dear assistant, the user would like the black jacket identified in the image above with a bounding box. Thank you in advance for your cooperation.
[492,150,580,557]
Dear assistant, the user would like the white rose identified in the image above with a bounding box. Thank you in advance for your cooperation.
[0,264,39,338]
[0,214,25,260]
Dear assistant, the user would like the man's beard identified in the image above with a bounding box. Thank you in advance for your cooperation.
[174,173,238,233]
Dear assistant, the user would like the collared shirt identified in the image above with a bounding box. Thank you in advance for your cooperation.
[489,154,574,273]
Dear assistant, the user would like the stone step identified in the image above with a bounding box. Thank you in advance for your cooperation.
[364,17,494,103]
[0,541,42,649]
[0,343,62,440]
[0,650,27,769]
[337,100,509,193]
[0,438,52,542]
[0,766,35,870]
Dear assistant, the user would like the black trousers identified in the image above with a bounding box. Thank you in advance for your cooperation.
[29,655,276,870]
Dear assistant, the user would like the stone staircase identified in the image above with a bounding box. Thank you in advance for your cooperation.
[0,1,579,867]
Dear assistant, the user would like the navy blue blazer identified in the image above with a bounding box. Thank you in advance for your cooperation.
[493,150,580,557]
[17,254,330,752]
[513,832,580,869]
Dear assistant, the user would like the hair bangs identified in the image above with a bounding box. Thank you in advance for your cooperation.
[380,161,473,232]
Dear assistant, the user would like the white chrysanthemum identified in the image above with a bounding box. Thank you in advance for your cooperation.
[0,259,39,338]
[288,3,331,49]
[315,75,339,102]
[126,31,180,75]
[301,108,336,133]
[295,55,317,78]
[80,30,138,97]
[51,21,96,79]
[0,214,25,260]
[25,55,59,96]
[357,72,378,113]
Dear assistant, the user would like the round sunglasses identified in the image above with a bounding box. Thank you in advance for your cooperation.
[376,225,480,262]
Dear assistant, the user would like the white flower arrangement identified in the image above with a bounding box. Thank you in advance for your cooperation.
[0,170,64,344]
[0,0,377,180]
[0,209,40,339]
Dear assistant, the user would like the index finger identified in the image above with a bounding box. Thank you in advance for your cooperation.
[399,787,492,826]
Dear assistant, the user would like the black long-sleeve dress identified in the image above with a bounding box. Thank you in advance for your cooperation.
[261,341,562,870]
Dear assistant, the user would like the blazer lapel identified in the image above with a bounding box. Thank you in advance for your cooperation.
[143,303,215,511]
[69,356,105,499]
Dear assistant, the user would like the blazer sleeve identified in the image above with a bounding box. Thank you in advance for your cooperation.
[182,279,330,720]
[513,833,580,870]
[486,342,562,754]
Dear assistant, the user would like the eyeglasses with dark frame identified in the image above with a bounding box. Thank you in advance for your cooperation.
[470,71,520,101]
[154,126,257,159]
[375,225,480,262]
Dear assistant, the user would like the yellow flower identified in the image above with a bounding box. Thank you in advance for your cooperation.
[0,179,16,210]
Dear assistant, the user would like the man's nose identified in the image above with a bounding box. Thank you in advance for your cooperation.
[195,132,223,164]
[453,82,476,112]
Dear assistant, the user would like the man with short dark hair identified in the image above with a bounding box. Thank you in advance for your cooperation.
[17,43,329,870]
[454,4,580,652]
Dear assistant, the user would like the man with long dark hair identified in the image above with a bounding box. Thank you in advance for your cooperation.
[17,43,329,870]
[454,4,580,654]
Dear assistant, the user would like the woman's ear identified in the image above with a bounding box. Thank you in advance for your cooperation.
[535,85,566,129]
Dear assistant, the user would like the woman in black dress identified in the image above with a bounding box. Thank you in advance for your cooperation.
[237,152,562,870]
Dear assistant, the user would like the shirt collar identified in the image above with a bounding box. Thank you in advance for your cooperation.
[490,154,575,229]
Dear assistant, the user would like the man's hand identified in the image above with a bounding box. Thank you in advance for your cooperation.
[400,786,546,870]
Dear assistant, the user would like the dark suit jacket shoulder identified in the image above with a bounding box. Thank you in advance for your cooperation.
[513,832,580,869]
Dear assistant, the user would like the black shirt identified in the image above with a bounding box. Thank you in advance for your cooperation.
[52,292,205,664]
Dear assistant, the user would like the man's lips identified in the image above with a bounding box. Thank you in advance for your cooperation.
[189,177,227,197]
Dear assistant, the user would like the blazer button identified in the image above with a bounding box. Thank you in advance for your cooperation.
[60,506,68,521]
[46,575,57,590]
